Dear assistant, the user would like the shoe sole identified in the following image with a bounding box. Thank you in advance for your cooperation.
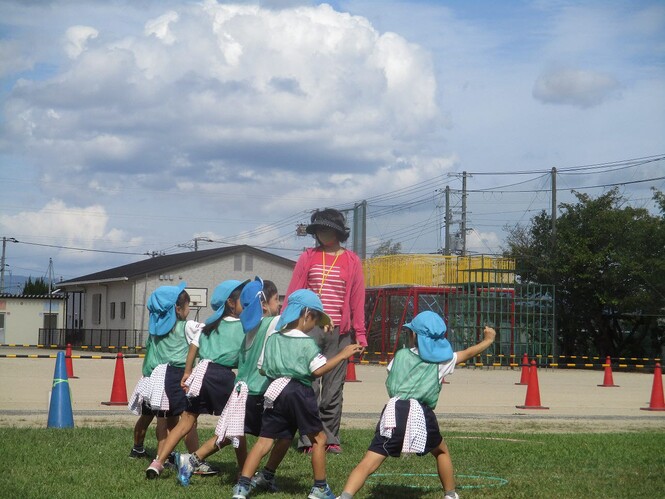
[145,469,160,480]
[193,470,219,476]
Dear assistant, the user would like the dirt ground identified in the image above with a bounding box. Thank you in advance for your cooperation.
[1,347,663,433]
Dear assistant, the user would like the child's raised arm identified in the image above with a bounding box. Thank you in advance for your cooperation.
[454,326,496,365]
[312,343,364,378]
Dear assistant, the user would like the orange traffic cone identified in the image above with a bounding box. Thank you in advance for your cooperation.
[65,343,78,379]
[516,360,549,410]
[598,356,618,387]
[640,363,665,411]
[515,353,529,385]
[101,352,128,405]
[345,357,361,382]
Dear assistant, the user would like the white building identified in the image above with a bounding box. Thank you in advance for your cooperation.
[0,294,65,344]
[58,245,295,347]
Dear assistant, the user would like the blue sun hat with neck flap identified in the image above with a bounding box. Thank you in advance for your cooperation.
[403,311,453,363]
[148,281,187,336]
[239,276,264,333]
[275,289,332,331]
[205,279,250,325]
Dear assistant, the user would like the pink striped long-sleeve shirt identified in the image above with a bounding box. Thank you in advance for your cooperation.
[284,247,367,347]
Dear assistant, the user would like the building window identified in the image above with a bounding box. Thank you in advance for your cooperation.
[245,254,253,271]
[234,254,242,271]
[120,301,126,319]
[110,302,116,320]
[92,293,102,325]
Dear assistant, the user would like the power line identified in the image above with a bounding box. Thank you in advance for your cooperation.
[17,240,148,256]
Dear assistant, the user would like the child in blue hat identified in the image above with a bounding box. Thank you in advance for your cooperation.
[128,283,206,470]
[146,279,249,480]
[337,311,496,499]
[232,289,364,499]
[174,278,291,488]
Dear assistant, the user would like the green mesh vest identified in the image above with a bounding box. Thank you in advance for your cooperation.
[236,317,274,395]
[141,335,154,377]
[385,348,441,409]
[198,318,245,367]
[143,320,190,373]
[263,332,321,387]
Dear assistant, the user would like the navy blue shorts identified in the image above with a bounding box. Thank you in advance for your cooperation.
[140,401,155,417]
[161,365,188,417]
[368,400,443,457]
[187,363,235,416]
[244,394,265,436]
[260,380,323,440]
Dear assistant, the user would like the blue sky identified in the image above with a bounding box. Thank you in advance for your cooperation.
[0,0,663,287]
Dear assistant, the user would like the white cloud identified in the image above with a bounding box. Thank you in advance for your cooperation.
[2,3,439,182]
[144,10,179,45]
[532,67,620,108]
[64,25,99,59]
[0,199,142,251]
[466,230,501,255]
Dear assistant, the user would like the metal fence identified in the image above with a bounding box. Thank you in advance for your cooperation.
[39,328,147,350]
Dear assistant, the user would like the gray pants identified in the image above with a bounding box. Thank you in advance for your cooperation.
[298,326,351,448]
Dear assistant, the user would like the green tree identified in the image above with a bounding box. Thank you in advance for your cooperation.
[22,276,50,295]
[504,188,665,357]
[371,239,402,257]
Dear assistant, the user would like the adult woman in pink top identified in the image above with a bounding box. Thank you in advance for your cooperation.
[285,208,367,454]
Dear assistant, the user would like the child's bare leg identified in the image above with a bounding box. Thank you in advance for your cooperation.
[155,416,169,458]
[308,430,328,481]
[341,450,386,496]
[156,412,198,465]
[233,436,247,473]
[432,439,455,492]
[133,414,153,447]
[184,419,199,453]
[240,436,274,479]
[265,438,291,471]
[192,434,222,462]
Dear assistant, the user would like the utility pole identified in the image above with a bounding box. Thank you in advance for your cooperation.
[47,257,54,331]
[461,171,468,255]
[551,167,558,358]
[344,201,367,259]
[551,167,557,246]
[194,237,213,251]
[1,237,18,293]
[360,200,367,260]
[444,186,451,255]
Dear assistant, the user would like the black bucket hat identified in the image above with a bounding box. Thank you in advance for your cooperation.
[305,208,350,239]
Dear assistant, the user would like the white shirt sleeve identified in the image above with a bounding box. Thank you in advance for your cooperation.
[257,316,280,371]
[309,354,327,373]
[185,320,204,347]
[438,352,458,383]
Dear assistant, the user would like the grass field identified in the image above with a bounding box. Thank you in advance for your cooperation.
[1,428,664,498]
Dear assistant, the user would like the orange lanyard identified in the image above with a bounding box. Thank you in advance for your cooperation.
[318,250,341,295]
